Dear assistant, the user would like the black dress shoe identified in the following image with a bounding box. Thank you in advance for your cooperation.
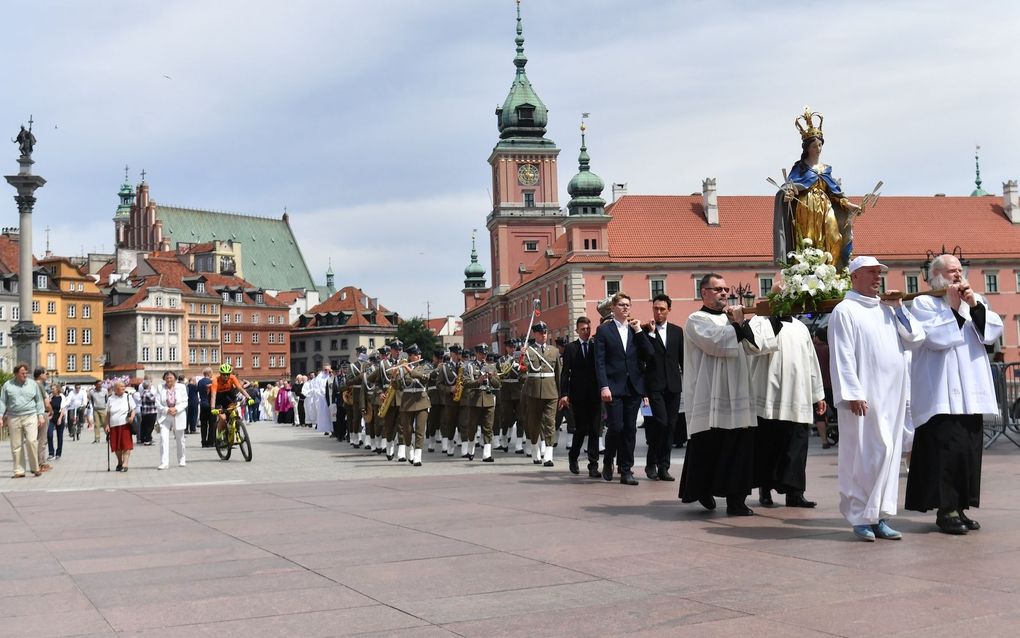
[726,504,754,516]
[568,459,580,475]
[533,459,541,465]
[936,514,969,535]
[620,472,638,486]
[645,470,659,481]
[543,460,554,467]
[515,449,525,455]
[482,456,494,463]
[699,496,717,511]
[657,470,675,482]
[785,494,817,508]
[958,511,981,531]
[467,454,474,461]
[759,490,774,507]
[602,464,613,482]
[588,467,601,479]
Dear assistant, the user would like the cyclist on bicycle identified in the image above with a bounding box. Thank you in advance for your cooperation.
[209,364,255,438]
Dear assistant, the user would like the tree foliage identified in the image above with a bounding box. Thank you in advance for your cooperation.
[395,316,441,356]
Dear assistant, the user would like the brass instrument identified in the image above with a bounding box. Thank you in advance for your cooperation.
[341,388,354,406]
[452,362,465,402]
[377,385,397,418]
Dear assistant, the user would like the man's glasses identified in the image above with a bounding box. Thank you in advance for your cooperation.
[701,286,730,293]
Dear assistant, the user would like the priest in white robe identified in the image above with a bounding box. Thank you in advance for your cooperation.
[829,256,924,542]
[906,254,1002,534]
[307,369,333,434]
[749,314,825,508]
[679,274,778,516]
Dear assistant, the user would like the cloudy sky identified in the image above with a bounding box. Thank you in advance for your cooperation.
[3,0,1018,318]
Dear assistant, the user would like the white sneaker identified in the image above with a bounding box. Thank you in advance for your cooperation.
[156,464,168,470]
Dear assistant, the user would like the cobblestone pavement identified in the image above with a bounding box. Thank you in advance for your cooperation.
[2,420,1019,636]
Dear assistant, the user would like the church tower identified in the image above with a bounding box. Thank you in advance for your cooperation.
[463,232,488,311]
[486,0,562,296]
[113,166,133,248]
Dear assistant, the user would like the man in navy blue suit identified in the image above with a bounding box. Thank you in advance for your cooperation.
[595,292,654,485]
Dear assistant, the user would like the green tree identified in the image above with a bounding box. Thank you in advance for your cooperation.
[395,316,441,356]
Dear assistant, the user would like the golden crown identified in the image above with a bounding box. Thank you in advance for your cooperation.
[795,106,824,141]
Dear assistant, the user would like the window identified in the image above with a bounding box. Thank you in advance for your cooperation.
[169,318,178,333]
[252,355,260,368]
[0,306,4,320]
[330,339,338,350]
[155,346,164,362]
[0,332,4,346]
[46,326,56,342]
[252,332,259,344]
[31,300,39,313]
[880,275,887,294]
[224,332,231,344]
[47,301,56,314]
[211,325,218,339]
[155,317,165,332]
[211,348,219,362]
[189,323,197,339]
[759,277,773,299]
[46,352,55,369]
[234,312,242,323]
[36,274,47,288]
[200,348,208,363]
[169,346,177,361]
[82,304,91,318]
[67,304,76,318]
[269,355,276,368]
[650,278,666,299]
[222,292,230,302]
[298,341,306,352]
[524,240,538,252]
[189,348,197,364]
[83,328,92,345]
[224,355,232,366]
[197,282,206,293]
[523,192,535,207]
[200,303,207,314]
[251,313,259,323]
[906,274,919,295]
[66,328,76,345]
[369,338,375,348]
[154,295,164,308]
[66,354,76,372]
[142,317,150,332]
[278,332,285,343]
[189,303,196,312]
[255,294,264,304]
[985,273,999,293]
[606,280,621,297]
[278,355,285,368]
[341,338,348,350]
[268,333,276,345]
[169,297,177,308]
[11,306,18,321]
[223,314,230,324]
[235,356,243,368]
[77,282,84,292]
[142,347,151,362]
[82,354,92,372]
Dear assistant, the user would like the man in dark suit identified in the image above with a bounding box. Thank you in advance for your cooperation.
[595,292,654,485]
[640,294,683,482]
[559,316,602,478]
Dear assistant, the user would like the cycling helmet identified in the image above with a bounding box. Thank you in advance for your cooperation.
[219,363,233,374]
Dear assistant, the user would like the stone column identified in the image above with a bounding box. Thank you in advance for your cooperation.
[5,155,45,369]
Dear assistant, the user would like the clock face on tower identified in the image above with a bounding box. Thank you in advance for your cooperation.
[517,163,540,186]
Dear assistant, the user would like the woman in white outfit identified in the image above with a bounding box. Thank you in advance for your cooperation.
[155,371,189,470]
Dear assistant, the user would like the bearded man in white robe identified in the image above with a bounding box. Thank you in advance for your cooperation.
[679,274,778,516]
[829,256,924,542]
[906,254,1002,535]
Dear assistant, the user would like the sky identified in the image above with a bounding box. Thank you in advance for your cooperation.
[3,0,1018,319]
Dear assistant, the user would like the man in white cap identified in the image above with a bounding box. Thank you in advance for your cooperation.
[829,255,925,541]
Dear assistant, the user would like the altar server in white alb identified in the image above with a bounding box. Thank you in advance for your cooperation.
[307,368,333,435]
[906,254,1002,535]
[679,273,778,516]
[829,256,924,542]
[749,311,826,509]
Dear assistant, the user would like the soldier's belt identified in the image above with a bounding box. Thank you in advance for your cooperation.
[529,373,555,378]
[402,389,425,393]
[426,386,437,391]
[502,379,519,383]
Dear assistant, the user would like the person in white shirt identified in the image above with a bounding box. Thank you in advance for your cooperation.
[829,256,924,541]
[155,371,189,469]
[906,254,1002,534]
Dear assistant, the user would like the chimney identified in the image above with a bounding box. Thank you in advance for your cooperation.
[611,182,628,203]
[702,178,719,225]
[1004,180,1020,223]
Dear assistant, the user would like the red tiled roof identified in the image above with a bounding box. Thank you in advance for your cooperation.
[146,252,288,308]
[427,317,463,336]
[274,290,302,304]
[0,235,38,273]
[303,285,397,328]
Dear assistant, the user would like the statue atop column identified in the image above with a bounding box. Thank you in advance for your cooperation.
[13,119,36,159]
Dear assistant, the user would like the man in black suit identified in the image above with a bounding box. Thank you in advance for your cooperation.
[559,317,602,478]
[640,294,683,482]
[595,292,654,485]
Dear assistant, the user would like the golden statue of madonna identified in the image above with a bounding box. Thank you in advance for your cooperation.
[772,108,880,271]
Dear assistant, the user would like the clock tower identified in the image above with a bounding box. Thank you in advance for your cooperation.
[486,0,562,296]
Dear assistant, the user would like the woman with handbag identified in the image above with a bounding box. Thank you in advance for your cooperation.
[155,371,189,470]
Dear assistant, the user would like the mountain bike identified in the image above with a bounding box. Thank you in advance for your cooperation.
[213,402,252,462]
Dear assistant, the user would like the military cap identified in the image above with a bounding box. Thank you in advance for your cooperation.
[531,321,548,333]
[448,344,463,354]
[355,345,368,353]
[378,344,391,355]
[474,343,489,354]
[405,343,421,355]
[389,339,404,350]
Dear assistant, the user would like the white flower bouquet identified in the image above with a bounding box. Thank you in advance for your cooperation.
[767,238,849,316]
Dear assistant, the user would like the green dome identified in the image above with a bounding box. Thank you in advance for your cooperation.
[463,234,486,288]
[114,167,133,220]
[495,2,548,140]
[566,127,606,215]
[464,259,485,278]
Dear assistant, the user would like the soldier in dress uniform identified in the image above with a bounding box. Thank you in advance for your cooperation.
[437,344,465,456]
[395,344,432,467]
[459,344,501,462]
[362,351,382,452]
[522,322,562,467]
[496,339,522,453]
[425,350,445,452]
[369,341,406,460]
[346,346,368,447]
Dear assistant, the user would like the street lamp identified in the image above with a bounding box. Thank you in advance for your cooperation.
[731,282,756,309]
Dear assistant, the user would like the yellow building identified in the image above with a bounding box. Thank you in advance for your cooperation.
[35,258,105,383]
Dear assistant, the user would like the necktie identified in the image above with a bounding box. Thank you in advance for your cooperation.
[581,342,588,358]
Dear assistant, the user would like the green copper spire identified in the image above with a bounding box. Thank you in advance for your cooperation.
[114,164,134,220]
[971,145,988,196]
[495,0,549,141]
[464,230,487,289]
[567,119,606,216]
[326,258,335,293]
